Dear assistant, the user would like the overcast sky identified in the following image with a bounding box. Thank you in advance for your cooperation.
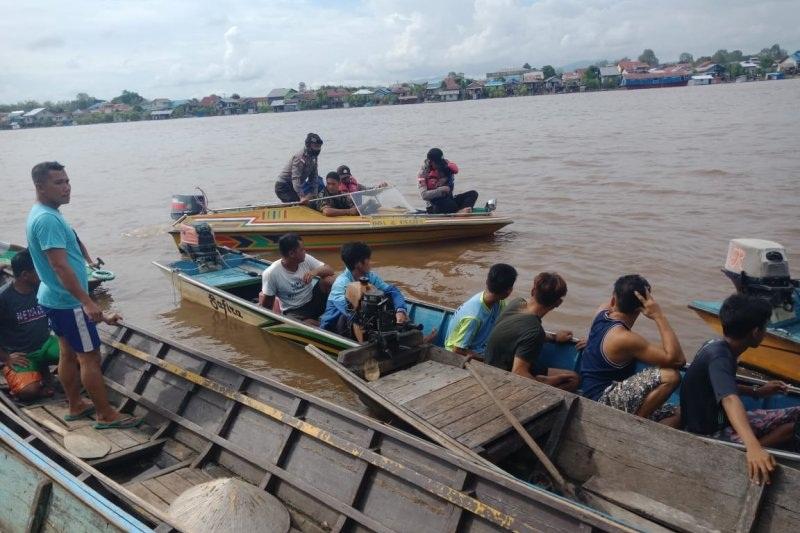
[1,0,797,102]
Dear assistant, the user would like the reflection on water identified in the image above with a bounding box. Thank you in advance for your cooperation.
[1,79,798,400]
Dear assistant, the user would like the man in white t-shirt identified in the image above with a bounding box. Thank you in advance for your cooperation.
[258,233,335,325]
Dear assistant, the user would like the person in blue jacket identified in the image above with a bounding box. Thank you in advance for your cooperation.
[319,241,407,338]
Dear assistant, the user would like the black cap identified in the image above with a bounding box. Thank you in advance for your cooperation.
[337,165,351,176]
[305,132,323,145]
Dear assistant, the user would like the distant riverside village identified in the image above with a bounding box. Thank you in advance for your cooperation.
[2,45,798,130]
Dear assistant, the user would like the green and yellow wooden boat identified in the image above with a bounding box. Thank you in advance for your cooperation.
[169,187,512,253]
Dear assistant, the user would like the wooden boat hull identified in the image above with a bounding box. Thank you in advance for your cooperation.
[690,300,800,384]
[317,337,800,532]
[169,204,512,252]
[0,407,165,531]
[3,322,636,533]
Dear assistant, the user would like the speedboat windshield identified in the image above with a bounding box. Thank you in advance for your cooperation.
[350,186,415,216]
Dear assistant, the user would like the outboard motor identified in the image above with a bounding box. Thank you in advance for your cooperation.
[171,193,207,220]
[178,222,220,272]
[723,238,799,323]
[356,277,422,358]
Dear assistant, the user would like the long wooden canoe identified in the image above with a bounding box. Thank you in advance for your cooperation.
[1,322,638,533]
[312,334,800,533]
[169,200,512,253]
[0,403,173,532]
[690,299,800,384]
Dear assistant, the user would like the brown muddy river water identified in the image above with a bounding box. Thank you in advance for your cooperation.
[2,80,798,408]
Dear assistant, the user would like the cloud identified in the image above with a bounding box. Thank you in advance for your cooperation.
[0,0,798,101]
[27,36,65,51]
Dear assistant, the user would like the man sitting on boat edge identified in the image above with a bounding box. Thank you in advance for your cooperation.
[484,272,581,392]
[319,241,408,339]
[579,274,685,427]
[259,233,335,325]
[0,249,59,401]
[444,264,517,359]
[681,293,800,485]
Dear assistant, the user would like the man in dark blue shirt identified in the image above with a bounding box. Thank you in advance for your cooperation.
[681,293,799,485]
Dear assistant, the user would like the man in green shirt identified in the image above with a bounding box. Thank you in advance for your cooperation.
[484,272,580,391]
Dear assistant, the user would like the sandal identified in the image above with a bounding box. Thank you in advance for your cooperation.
[93,416,143,430]
[64,405,96,421]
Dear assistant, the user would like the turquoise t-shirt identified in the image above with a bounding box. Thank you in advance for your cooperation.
[26,203,88,309]
[444,291,506,355]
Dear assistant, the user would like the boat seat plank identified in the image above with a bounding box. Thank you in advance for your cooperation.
[458,393,563,449]
[426,381,527,427]
[441,388,548,440]
[372,363,471,405]
[368,361,440,392]
[406,381,497,420]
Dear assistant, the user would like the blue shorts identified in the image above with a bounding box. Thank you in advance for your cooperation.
[42,306,100,353]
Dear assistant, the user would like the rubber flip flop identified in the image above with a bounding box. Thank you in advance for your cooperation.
[93,416,143,430]
[64,405,96,421]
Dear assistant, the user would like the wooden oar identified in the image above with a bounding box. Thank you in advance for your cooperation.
[464,361,577,498]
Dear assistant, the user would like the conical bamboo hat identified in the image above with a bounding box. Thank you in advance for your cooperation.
[169,477,290,533]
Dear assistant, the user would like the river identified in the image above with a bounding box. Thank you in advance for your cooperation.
[2,79,798,406]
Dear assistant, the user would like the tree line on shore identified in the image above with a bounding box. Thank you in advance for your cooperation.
[1,43,792,127]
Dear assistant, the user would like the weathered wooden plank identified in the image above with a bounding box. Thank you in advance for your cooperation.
[88,439,167,468]
[127,482,169,511]
[377,364,471,405]
[427,381,524,427]
[579,491,674,533]
[174,467,214,486]
[457,393,562,449]
[41,403,94,431]
[141,477,180,505]
[162,438,196,462]
[439,386,544,438]
[404,376,474,411]
[154,470,195,498]
[98,427,140,450]
[735,481,766,533]
[582,476,718,533]
[23,407,68,437]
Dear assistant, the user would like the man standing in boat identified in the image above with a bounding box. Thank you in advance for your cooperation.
[259,233,335,324]
[26,161,140,429]
[681,294,799,485]
[275,133,324,204]
[580,275,685,426]
[319,241,408,338]
[484,272,581,391]
[0,249,59,401]
[444,263,517,358]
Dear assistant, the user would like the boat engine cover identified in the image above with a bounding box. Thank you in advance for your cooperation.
[723,238,796,317]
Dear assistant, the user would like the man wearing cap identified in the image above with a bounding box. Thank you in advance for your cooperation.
[337,165,388,194]
[275,133,324,203]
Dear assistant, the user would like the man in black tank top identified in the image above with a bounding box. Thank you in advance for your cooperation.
[579,274,686,427]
